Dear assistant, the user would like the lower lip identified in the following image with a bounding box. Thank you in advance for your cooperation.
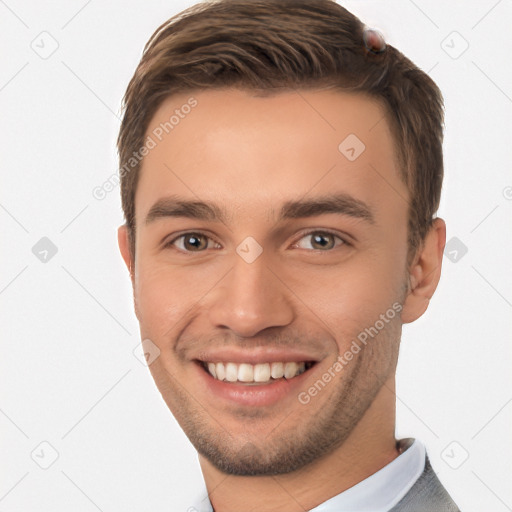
[194,361,316,407]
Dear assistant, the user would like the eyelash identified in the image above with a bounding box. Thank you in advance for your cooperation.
[163,229,350,254]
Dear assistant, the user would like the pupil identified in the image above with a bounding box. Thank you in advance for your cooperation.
[313,233,333,249]
[186,234,205,250]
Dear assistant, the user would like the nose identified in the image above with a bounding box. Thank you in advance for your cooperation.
[207,254,295,338]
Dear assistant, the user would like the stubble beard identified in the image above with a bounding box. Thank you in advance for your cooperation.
[150,316,402,477]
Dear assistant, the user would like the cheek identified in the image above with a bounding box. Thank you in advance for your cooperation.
[294,247,406,343]
[133,261,226,338]
[134,267,190,339]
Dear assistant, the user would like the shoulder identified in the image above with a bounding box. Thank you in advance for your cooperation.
[390,456,461,512]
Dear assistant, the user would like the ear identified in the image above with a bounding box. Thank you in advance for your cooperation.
[117,224,134,282]
[401,218,446,324]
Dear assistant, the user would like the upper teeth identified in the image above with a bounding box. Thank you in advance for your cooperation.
[205,361,308,383]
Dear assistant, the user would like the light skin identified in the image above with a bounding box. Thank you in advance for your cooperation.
[118,88,446,511]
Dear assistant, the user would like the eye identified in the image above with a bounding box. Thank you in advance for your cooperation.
[292,230,347,251]
[165,232,221,252]
[164,230,349,254]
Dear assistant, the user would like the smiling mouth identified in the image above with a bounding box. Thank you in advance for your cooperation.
[198,360,316,385]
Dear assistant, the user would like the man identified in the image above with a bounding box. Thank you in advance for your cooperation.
[116,0,460,510]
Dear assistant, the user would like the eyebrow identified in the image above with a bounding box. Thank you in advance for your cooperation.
[144,193,375,225]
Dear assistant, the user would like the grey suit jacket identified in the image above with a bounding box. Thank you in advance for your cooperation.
[390,455,460,512]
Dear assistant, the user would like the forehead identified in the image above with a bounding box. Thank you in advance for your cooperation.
[136,88,407,226]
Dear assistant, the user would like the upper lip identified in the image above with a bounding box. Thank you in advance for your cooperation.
[195,348,322,365]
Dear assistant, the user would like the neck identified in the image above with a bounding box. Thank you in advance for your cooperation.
[199,376,399,512]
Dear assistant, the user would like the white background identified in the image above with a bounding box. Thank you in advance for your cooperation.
[1,1,511,510]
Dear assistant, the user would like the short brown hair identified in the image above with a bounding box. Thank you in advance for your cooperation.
[117,0,444,262]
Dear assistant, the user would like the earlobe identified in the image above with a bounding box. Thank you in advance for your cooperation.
[117,224,134,280]
[401,218,446,324]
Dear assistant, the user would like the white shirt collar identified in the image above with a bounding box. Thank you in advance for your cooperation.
[308,438,425,511]
[190,438,425,512]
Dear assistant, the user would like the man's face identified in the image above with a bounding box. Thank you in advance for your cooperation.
[123,88,412,475]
